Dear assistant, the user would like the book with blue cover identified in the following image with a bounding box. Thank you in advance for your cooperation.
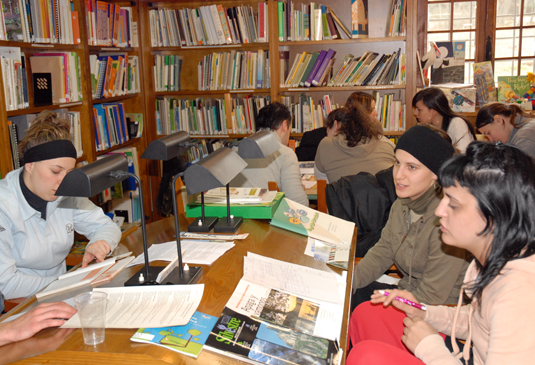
[130,311,218,358]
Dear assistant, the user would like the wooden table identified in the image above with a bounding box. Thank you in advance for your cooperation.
[0,215,356,365]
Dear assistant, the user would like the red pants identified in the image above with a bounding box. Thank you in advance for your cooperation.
[347,302,445,365]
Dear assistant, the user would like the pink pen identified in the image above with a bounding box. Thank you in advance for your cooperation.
[378,290,427,311]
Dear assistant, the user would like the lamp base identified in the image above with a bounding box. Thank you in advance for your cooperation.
[159,266,203,285]
[124,266,164,286]
[187,216,219,232]
[124,266,203,286]
[214,216,243,233]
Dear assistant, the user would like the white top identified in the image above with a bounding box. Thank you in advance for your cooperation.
[230,131,309,206]
[0,168,121,299]
[447,117,474,153]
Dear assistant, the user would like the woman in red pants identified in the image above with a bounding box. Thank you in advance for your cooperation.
[348,142,535,365]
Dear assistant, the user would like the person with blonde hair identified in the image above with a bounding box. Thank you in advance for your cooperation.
[0,110,121,299]
[476,102,535,159]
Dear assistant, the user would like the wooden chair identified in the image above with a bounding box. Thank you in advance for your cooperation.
[3,297,26,313]
[268,181,280,192]
[316,179,327,213]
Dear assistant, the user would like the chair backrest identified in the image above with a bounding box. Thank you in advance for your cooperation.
[268,181,280,192]
[316,179,327,213]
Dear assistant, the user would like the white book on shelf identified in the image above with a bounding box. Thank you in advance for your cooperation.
[209,4,226,44]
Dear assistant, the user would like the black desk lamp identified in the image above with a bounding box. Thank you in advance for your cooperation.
[55,154,162,286]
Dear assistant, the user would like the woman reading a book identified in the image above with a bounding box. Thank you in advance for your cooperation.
[351,125,469,309]
[348,142,535,365]
[412,88,475,153]
[0,110,121,300]
[476,102,535,160]
[315,107,395,183]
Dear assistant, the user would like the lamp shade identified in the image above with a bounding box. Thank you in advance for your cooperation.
[183,147,247,195]
[55,154,129,197]
[141,131,191,160]
[238,130,281,159]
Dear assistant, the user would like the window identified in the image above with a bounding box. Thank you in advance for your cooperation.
[423,0,535,83]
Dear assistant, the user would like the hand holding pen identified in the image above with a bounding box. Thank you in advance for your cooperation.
[370,289,427,320]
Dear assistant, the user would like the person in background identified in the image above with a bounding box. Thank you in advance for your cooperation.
[0,291,76,346]
[231,102,309,206]
[346,91,380,121]
[348,142,535,365]
[315,106,394,184]
[412,88,475,153]
[351,125,469,309]
[476,102,535,160]
[0,110,121,299]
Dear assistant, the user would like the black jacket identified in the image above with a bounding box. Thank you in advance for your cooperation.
[295,127,327,161]
[326,166,396,257]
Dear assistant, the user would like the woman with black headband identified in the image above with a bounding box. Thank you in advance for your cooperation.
[351,125,470,310]
[0,111,121,300]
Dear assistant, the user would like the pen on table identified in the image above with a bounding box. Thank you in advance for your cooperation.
[378,290,427,311]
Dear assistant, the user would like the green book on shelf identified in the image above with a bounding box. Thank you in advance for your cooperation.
[186,192,285,220]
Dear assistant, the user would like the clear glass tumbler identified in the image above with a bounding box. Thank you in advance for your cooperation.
[73,291,108,345]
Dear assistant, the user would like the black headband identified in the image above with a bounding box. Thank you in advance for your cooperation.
[395,125,455,176]
[23,140,77,164]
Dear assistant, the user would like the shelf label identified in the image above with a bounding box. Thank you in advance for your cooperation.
[59,102,83,107]
[288,88,309,91]
[230,90,254,93]
[31,44,54,47]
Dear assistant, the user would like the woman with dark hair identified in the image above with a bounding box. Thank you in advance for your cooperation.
[0,110,121,299]
[315,106,394,183]
[351,125,469,309]
[348,142,535,365]
[346,91,379,120]
[475,102,535,159]
[413,88,475,153]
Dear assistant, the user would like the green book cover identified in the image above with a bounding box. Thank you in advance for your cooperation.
[299,52,319,87]
[498,76,532,103]
[186,192,285,220]
[278,1,284,41]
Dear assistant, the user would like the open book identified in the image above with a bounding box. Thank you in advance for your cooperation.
[36,253,134,298]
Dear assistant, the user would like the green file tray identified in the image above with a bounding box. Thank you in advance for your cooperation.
[186,192,285,220]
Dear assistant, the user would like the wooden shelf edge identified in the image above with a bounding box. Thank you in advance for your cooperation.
[155,89,271,96]
[280,85,406,92]
[88,46,137,52]
[0,40,83,50]
[151,42,270,52]
[92,94,140,104]
[96,137,142,156]
[279,36,406,46]
[6,102,84,116]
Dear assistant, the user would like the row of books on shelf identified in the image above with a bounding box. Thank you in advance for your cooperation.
[282,94,339,133]
[149,3,268,47]
[374,91,406,132]
[198,50,270,91]
[89,54,141,99]
[277,2,351,42]
[153,54,182,92]
[0,0,80,44]
[93,102,143,152]
[282,48,405,88]
[386,0,407,37]
[155,95,272,137]
[0,47,28,111]
[7,109,82,170]
[30,51,83,104]
[85,1,138,47]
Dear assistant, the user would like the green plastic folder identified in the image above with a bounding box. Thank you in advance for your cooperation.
[186,192,285,220]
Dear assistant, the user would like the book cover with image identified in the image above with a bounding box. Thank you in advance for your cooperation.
[498,76,532,103]
[431,42,466,84]
[205,308,340,365]
[473,61,497,104]
[130,311,218,358]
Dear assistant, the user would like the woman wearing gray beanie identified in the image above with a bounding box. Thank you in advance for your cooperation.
[351,125,470,310]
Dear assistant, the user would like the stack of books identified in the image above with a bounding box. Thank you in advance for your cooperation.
[0,0,80,44]
[0,47,28,111]
[149,4,268,47]
[230,95,271,134]
[86,1,137,47]
[281,94,339,133]
[153,55,183,92]
[198,50,270,91]
[93,102,129,152]
[155,97,228,136]
[89,54,141,99]
[277,2,351,42]
[385,0,407,37]
[373,91,406,132]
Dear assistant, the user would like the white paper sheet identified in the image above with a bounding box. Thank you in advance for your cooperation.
[243,253,343,305]
[180,232,249,240]
[126,240,235,267]
[62,285,204,328]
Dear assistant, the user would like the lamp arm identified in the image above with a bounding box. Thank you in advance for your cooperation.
[112,171,151,281]
[171,172,185,276]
